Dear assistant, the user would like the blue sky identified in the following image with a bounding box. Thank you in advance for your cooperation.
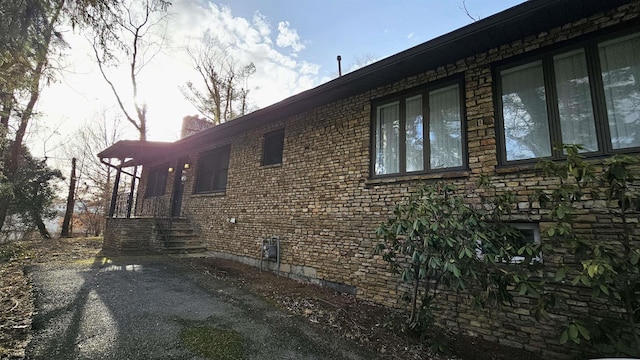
[216,0,525,78]
[36,0,525,162]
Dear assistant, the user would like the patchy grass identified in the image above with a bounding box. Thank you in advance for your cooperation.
[180,326,244,360]
[0,242,23,263]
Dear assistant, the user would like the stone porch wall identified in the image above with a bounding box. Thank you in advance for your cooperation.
[140,3,640,358]
[103,218,157,255]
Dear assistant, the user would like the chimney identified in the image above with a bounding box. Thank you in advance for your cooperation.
[180,115,214,139]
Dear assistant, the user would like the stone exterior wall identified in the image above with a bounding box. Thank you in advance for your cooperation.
[103,218,156,255]
[137,3,640,357]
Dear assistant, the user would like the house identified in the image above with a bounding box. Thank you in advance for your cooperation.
[98,0,640,357]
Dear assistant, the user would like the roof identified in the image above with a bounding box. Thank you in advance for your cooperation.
[98,140,174,164]
[99,0,633,163]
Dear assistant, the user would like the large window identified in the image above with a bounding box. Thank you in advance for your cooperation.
[194,145,231,193]
[144,164,169,198]
[373,80,465,176]
[497,30,640,163]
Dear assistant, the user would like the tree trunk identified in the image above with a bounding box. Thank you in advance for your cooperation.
[61,157,76,237]
[0,206,8,234]
[33,211,51,239]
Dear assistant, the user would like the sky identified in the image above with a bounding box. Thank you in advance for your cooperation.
[31,0,525,165]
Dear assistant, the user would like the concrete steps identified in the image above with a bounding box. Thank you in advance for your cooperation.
[155,218,206,254]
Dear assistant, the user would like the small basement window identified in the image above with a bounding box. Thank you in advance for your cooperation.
[262,129,285,166]
[476,223,542,263]
[509,223,541,264]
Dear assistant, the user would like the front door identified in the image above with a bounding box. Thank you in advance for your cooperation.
[170,157,187,218]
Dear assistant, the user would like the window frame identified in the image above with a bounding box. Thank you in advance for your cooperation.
[495,26,640,165]
[194,144,231,194]
[262,128,285,166]
[370,77,467,178]
[144,163,169,198]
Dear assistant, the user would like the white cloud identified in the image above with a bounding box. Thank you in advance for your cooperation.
[300,61,321,76]
[252,12,272,42]
[276,21,306,52]
[34,0,324,152]
[169,2,319,111]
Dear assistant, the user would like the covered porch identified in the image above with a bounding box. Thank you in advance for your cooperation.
[97,140,205,255]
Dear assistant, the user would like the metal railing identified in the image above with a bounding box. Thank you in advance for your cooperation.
[111,192,132,218]
[142,197,172,247]
[109,195,177,247]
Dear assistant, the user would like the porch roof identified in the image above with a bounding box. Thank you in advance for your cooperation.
[98,140,176,165]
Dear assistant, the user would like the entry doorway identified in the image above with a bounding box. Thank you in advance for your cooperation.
[170,157,188,218]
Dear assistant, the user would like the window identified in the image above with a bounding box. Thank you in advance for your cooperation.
[194,145,231,193]
[373,80,465,176]
[144,164,169,198]
[262,129,285,166]
[509,223,542,264]
[477,223,541,264]
[497,30,640,163]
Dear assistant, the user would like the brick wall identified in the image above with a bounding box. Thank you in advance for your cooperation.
[138,2,640,358]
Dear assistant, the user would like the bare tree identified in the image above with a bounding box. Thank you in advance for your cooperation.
[62,109,126,236]
[182,31,257,125]
[91,0,171,141]
[460,0,480,22]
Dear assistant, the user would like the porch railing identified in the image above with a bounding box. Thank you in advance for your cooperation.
[140,196,172,247]
[137,196,170,218]
[111,192,132,218]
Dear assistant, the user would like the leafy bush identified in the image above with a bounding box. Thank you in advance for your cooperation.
[535,146,640,356]
[374,182,544,331]
[375,146,640,357]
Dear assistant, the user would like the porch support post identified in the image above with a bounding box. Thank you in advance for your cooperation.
[108,159,123,217]
[126,165,137,218]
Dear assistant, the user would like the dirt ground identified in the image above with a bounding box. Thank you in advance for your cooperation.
[0,238,540,360]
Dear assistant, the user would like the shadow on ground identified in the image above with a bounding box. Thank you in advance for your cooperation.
[25,255,377,360]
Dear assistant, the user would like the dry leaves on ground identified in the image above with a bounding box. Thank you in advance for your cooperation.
[1,239,537,360]
[0,238,103,360]
[0,252,33,359]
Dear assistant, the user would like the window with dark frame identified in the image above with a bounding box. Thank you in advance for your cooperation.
[262,129,285,166]
[194,145,231,193]
[496,29,640,164]
[372,79,466,177]
[144,164,169,198]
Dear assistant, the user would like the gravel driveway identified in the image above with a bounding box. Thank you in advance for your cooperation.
[25,256,376,360]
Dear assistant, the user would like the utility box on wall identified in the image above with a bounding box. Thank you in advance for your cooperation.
[260,236,280,275]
